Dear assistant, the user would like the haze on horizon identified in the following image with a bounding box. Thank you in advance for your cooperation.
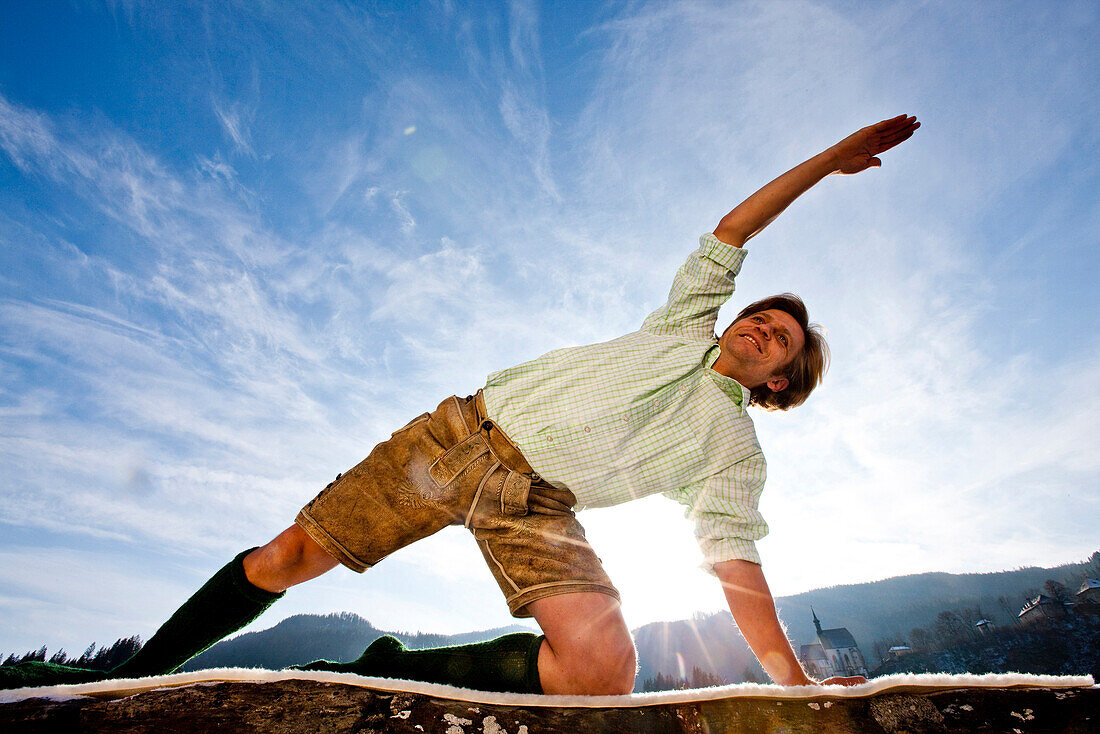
[1,1,1098,656]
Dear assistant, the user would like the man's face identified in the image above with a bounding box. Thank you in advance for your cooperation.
[715,309,806,393]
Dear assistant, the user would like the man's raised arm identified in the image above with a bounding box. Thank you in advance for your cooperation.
[709,116,919,687]
[713,115,919,247]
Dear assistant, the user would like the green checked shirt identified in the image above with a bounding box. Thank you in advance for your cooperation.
[482,233,768,570]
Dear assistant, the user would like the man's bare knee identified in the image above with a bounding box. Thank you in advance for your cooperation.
[244,524,337,592]
[534,593,637,695]
[549,627,635,695]
[590,628,637,694]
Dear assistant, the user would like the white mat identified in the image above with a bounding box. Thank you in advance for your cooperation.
[1,669,1094,707]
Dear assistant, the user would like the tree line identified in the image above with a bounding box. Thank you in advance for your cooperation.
[869,551,1100,664]
[1,636,143,672]
[641,665,729,692]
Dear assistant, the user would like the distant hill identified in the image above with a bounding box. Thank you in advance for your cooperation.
[182,613,532,672]
[774,553,1098,651]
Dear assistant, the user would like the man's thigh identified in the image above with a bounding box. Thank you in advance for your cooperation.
[294,394,480,572]
[528,592,631,650]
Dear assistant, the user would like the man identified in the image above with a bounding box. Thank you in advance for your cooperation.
[4,114,918,694]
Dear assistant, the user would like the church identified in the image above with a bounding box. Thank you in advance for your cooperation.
[797,609,869,679]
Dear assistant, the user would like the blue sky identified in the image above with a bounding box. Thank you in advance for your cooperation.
[1,0,1098,657]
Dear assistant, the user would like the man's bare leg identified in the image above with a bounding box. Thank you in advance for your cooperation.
[243,523,339,592]
[112,524,338,678]
[530,592,637,695]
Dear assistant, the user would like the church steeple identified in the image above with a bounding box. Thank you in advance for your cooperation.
[812,607,822,635]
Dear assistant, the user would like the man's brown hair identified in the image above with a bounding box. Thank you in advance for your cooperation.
[729,293,829,411]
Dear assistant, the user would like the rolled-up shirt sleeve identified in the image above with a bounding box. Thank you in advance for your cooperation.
[664,456,769,573]
[641,233,749,341]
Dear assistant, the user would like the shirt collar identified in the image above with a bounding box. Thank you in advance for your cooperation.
[705,344,750,408]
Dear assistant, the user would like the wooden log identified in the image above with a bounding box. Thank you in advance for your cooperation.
[1,678,1097,733]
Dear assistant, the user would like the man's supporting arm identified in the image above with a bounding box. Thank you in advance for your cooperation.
[712,115,919,247]
[714,559,866,686]
[714,559,814,685]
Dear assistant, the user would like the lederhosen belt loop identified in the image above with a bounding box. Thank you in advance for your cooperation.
[473,390,540,480]
[464,459,502,528]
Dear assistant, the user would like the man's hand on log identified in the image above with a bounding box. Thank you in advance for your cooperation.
[819,675,868,686]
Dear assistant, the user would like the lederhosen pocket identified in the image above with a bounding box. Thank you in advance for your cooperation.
[428,430,538,528]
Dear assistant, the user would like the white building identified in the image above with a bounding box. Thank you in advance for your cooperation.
[1075,579,1100,615]
[887,645,912,658]
[1017,594,1067,626]
[797,609,869,678]
[1076,578,1100,604]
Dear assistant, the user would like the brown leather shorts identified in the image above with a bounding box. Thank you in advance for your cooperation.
[295,391,619,618]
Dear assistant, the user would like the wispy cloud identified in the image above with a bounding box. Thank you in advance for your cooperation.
[498,0,558,200]
[211,99,256,157]
[1,94,367,545]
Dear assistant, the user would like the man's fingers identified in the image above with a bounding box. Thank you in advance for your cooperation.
[869,114,911,133]
[872,121,919,153]
[822,675,868,686]
[872,115,919,138]
[880,120,919,139]
[877,122,919,144]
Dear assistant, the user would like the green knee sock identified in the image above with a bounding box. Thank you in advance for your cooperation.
[111,547,284,678]
[294,633,544,694]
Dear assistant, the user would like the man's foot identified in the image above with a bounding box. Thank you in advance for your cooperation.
[0,661,109,690]
[352,634,406,667]
[290,634,405,674]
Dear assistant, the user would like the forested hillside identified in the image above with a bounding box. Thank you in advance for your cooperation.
[775,552,1100,650]
[872,614,1100,679]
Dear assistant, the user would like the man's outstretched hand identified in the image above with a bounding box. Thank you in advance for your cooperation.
[829,114,919,174]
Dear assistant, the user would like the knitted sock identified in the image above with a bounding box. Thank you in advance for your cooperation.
[293,633,544,694]
[0,661,109,691]
[111,547,284,678]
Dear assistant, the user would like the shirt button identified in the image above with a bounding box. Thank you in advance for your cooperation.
[584,426,591,433]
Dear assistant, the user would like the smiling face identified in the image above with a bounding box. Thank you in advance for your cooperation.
[713,309,806,393]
